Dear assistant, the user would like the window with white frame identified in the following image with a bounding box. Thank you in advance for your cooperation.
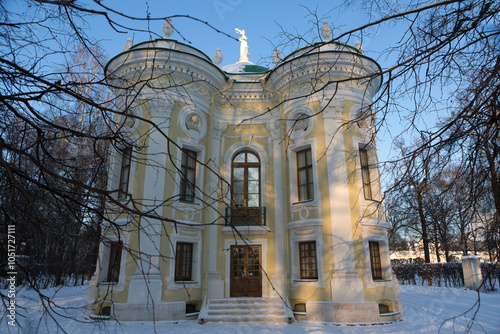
[297,148,314,202]
[288,140,319,205]
[288,219,325,287]
[179,149,197,202]
[100,240,123,283]
[369,241,382,280]
[167,226,203,289]
[362,233,393,287]
[175,242,193,281]
[117,147,132,200]
[299,241,318,279]
[359,148,372,200]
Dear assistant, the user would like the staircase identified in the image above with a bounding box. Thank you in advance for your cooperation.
[198,298,294,323]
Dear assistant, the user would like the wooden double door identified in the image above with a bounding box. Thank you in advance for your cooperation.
[230,245,262,297]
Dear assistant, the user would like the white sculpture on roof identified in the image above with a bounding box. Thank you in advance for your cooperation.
[123,38,132,51]
[163,18,174,38]
[272,47,282,65]
[321,20,332,41]
[213,47,223,66]
[356,41,364,54]
[235,28,249,63]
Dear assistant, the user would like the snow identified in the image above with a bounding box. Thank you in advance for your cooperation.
[2,284,500,333]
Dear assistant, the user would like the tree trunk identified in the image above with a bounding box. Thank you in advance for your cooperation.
[417,186,431,263]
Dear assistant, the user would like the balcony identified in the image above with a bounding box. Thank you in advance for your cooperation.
[225,206,266,226]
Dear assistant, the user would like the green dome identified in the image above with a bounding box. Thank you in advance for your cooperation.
[240,64,269,73]
[221,62,269,74]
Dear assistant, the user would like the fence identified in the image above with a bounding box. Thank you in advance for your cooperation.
[391,262,500,291]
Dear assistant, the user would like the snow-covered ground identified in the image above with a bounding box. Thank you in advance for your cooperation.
[2,284,500,333]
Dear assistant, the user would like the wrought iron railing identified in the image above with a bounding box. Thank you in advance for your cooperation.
[225,206,266,226]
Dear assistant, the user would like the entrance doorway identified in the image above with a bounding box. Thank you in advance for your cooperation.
[230,245,262,297]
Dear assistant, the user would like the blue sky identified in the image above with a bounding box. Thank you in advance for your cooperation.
[83,1,406,162]
[5,0,410,166]
[87,1,385,68]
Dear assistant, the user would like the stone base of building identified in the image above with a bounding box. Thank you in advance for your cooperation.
[301,300,403,323]
[111,301,190,321]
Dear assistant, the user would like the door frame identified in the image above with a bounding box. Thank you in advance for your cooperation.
[230,245,262,297]
[224,238,268,298]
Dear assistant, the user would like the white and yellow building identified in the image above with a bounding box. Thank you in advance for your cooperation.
[86,23,403,324]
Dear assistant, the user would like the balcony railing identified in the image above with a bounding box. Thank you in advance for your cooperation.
[225,206,266,226]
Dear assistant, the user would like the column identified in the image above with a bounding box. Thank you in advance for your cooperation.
[127,98,173,306]
[206,121,227,299]
[323,100,364,303]
[267,120,286,298]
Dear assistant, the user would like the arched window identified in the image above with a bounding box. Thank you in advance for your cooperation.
[231,151,261,207]
[228,151,263,226]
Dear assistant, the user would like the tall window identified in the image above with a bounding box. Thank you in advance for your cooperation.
[106,241,123,282]
[180,149,197,202]
[369,241,382,280]
[299,241,318,279]
[117,147,132,200]
[231,151,260,207]
[297,148,313,201]
[175,242,193,281]
[359,148,372,200]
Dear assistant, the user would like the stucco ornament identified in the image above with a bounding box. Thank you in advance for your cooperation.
[235,28,249,62]
[186,114,201,132]
[213,47,223,66]
[123,38,132,51]
[321,20,332,41]
[272,47,282,65]
[163,18,174,38]
[294,114,309,132]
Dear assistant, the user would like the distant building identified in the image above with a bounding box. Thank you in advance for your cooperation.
[86,21,403,324]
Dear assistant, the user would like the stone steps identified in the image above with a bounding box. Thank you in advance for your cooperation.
[199,298,293,323]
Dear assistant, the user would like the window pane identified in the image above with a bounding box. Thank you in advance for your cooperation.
[248,180,259,194]
[248,194,259,207]
[247,152,259,163]
[233,194,244,206]
[233,168,244,180]
[187,169,195,183]
[307,167,313,183]
[308,183,314,200]
[248,167,259,181]
[297,150,306,168]
[306,149,312,164]
[187,151,196,167]
[181,151,187,165]
[233,180,244,193]
[298,169,307,185]
[234,152,245,162]
[299,185,308,201]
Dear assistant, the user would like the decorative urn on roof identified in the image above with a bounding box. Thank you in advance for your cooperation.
[163,18,174,38]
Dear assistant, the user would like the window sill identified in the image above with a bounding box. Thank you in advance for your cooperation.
[373,279,392,282]
[380,311,401,317]
[293,311,307,316]
[174,280,198,284]
[293,279,318,282]
[292,199,315,205]
[363,198,381,203]
[99,281,119,285]
[89,314,111,320]
[186,312,200,317]
[179,200,196,204]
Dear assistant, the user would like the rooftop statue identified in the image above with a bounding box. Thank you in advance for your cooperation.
[235,28,249,63]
